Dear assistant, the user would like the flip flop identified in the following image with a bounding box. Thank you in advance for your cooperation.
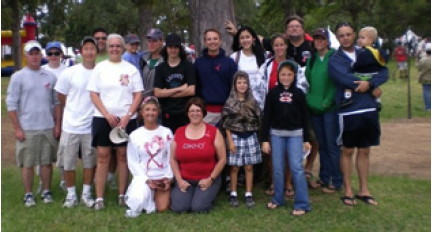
[266,202,279,210]
[355,195,378,206]
[305,172,321,189]
[291,209,307,216]
[322,185,339,194]
[340,196,357,206]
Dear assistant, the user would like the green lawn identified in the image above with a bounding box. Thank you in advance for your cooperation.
[1,167,430,232]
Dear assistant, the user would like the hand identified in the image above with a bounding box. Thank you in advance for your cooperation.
[262,142,271,154]
[53,125,61,139]
[198,177,213,191]
[228,141,236,154]
[105,113,120,128]
[225,20,237,35]
[15,128,25,141]
[303,142,311,153]
[177,179,190,192]
[146,179,158,189]
[162,178,172,192]
[118,114,131,129]
[372,88,382,98]
[354,80,370,93]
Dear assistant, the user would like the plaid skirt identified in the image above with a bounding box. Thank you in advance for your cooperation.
[228,132,262,166]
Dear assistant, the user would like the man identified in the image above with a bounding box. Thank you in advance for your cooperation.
[122,34,144,78]
[42,41,67,78]
[329,22,388,206]
[194,28,237,125]
[6,40,61,207]
[93,27,109,63]
[142,28,164,97]
[54,37,98,208]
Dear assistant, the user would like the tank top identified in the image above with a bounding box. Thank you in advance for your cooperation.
[174,123,217,180]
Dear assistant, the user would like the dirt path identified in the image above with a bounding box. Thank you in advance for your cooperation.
[2,118,430,178]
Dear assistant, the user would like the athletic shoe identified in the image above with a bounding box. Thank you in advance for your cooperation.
[41,191,54,203]
[94,199,104,211]
[229,195,239,207]
[24,194,36,207]
[118,195,126,206]
[63,195,78,208]
[81,194,95,208]
[245,196,255,208]
[125,209,140,218]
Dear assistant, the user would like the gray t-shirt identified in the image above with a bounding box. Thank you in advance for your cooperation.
[6,67,59,130]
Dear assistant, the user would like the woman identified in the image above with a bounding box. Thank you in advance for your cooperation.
[305,28,342,193]
[170,97,226,213]
[87,33,143,210]
[125,97,173,218]
[154,33,196,133]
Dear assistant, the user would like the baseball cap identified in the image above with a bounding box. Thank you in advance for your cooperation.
[45,41,62,52]
[278,60,299,73]
[80,36,98,50]
[312,28,329,40]
[24,40,42,53]
[146,28,164,40]
[109,127,129,144]
[165,33,182,47]
[125,34,140,44]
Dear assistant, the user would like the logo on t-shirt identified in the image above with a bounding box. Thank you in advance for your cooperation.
[182,142,206,150]
[166,73,184,88]
[279,92,293,103]
[119,74,129,86]
[302,51,311,63]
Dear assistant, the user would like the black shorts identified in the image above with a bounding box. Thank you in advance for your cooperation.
[91,117,138,147]
[339,111,380,148]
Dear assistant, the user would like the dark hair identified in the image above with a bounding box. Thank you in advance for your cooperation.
[285,15,304,28]
[203,28,221,39]
[160,44,187,61]
[334,22,355,33]
[232,26,266,67]
[185,97,207,117]
[92,27,108,36]
[271,33,287,46]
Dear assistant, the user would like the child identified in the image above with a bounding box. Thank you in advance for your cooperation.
[220,71,262,208]
[261,60,311,216]
[341,26,385,109]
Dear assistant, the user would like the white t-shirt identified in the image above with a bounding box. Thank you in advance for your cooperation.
[230,50,266,109]
[55,64,94,134]
[87,60,144,118]
[42,63,67,79]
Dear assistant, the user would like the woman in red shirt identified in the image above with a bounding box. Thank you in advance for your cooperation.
[170,97,226,213]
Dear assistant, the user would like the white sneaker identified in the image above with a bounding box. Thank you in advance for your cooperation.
[125,209,140,218]
[59,181,67,192]
[41,191,54,203]
[81,194,95,208]
[24,194,36,207]
[63,195,78,208]
[94,199,104,211]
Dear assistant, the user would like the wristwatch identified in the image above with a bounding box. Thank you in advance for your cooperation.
[127,111,133,116]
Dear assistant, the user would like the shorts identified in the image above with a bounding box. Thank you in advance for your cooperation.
[338,110,380,148]
[16,129,57,168]
[57,132,96,171]
[91,117,138,147]
[397,62,407,70]
[228,132,262,166]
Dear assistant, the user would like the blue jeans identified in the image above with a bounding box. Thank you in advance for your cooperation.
[311,111,343,189]
[422,84,431,110]
[271,134,310,211]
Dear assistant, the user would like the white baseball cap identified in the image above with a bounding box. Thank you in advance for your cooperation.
[109,127,129,144]
[24,40,42,53]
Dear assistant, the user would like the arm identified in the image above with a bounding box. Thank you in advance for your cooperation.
[199,129,227,190]
[8,111,25,141]
[328,53,360,90]
[225,129,236,154]
[53,103,62,139]
[171,84,195,98]
[126,138,147,179]
[169,140,191,192]
[6,76,25,141]
[172,61,196,98]
[89,91,119,128]
[119,91,143,129]
[154,84,188,98]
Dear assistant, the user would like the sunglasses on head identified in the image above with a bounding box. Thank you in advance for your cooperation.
[95,37,107,41]
[47,51,61,56]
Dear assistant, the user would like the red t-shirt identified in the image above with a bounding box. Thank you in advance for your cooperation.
[269,60,279,90]
[174,123,217,180]
[394,46,407,62]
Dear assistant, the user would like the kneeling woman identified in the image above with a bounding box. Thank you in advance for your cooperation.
[170,97,227,213]
[125,97,173,218]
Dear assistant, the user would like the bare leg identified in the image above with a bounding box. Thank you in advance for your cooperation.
[304,140,318,172]
[245,165,253,193]
[230,166,240,193]
[40,164,53,191]
[155,188,171,212]
[83,168,95,186]
[64,170,76,188]
[116,146,128,195]
[21,167,34,193]
[341,147,355,197]
[95,146,111,199]
[356,148,372,196]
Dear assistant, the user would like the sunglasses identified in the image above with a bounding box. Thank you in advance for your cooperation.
[47,51,61,56]
[95,37,107,41]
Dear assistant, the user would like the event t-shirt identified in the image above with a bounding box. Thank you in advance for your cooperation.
[42,63,67,78]
[87,60,144,118]
[55,63,94,134]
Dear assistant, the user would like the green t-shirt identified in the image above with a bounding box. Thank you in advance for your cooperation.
[148,58,159,70]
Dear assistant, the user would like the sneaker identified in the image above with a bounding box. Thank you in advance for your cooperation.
[125,209,140,218]
[63,195,78,208]
[81,194,95,208]
[59,181,67,192]
[118,195,126,207]
[41,191,54,203]
[94,199,104,211]
[229,195,239,207]
[245,196,255,208]
[24,194,36,207]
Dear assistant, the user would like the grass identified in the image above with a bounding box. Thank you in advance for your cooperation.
[1,167,430,232]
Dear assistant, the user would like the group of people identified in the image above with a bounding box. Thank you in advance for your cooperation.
[7,14,393,218]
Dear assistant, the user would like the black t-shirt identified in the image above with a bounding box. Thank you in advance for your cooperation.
[263,38,313,67]
[154,60,196,114]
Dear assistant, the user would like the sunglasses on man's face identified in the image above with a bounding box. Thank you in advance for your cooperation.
[95,37,107,41]
[47,51,61,56]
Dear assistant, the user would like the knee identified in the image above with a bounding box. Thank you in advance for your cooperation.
[230,166,240,173]
[116,153,127,163]
[244,165,253,173]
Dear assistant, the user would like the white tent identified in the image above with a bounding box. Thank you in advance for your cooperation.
[327,26,340,49]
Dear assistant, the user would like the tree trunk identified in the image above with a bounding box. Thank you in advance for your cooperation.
[188,0,235,56]
[138,4,154,50]
[11,0,22,71]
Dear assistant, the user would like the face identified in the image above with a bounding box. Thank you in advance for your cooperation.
[272,37,288,58]
[278,66,295,88]
[313,36,329,52]
[187,104,204,123]
[336,26,356,50]
[140,103,159,124]
[146,38,163,54]
[25,49,42,69]
[107,37,124,61]
[235,77,248,94]
[285,20,304,39]
[239,30,255,50]
[357,31,374,47]
[80,42,97,63]
[46,48,62,64]
[93,31,107,52]
[167,46,180,59]
[126,42,140,53]
[204,31,221,53]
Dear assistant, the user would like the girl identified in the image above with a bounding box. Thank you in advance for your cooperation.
[221,71,262,208]
[124,97,173,218]
[261,60,311,216]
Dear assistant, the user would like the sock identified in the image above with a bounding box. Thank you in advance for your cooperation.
[96,197,103,202]
[245,192,252,197]
[82,184,91,196]
[67,186,76,197]
[230,191,237,197]
[25,192,33,196]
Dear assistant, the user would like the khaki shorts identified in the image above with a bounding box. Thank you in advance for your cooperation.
[203,112,221,126]
[16,129,57,168]
[57,132,96,171]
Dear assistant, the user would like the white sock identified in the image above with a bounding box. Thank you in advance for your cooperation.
[245,192,252,197]
[82,184,91,196]
[67,186,76,197]
[96,197,103,202]
[230,191,237,197]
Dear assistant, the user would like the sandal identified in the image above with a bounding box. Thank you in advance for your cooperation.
[264,187,274,196]
[266,202,279,210]
[291,209,307,216]
[355,195,378,206]
[322,185,339,194]
[340,196,357,206]
[305,172,321,189]
[285,189,295,198]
